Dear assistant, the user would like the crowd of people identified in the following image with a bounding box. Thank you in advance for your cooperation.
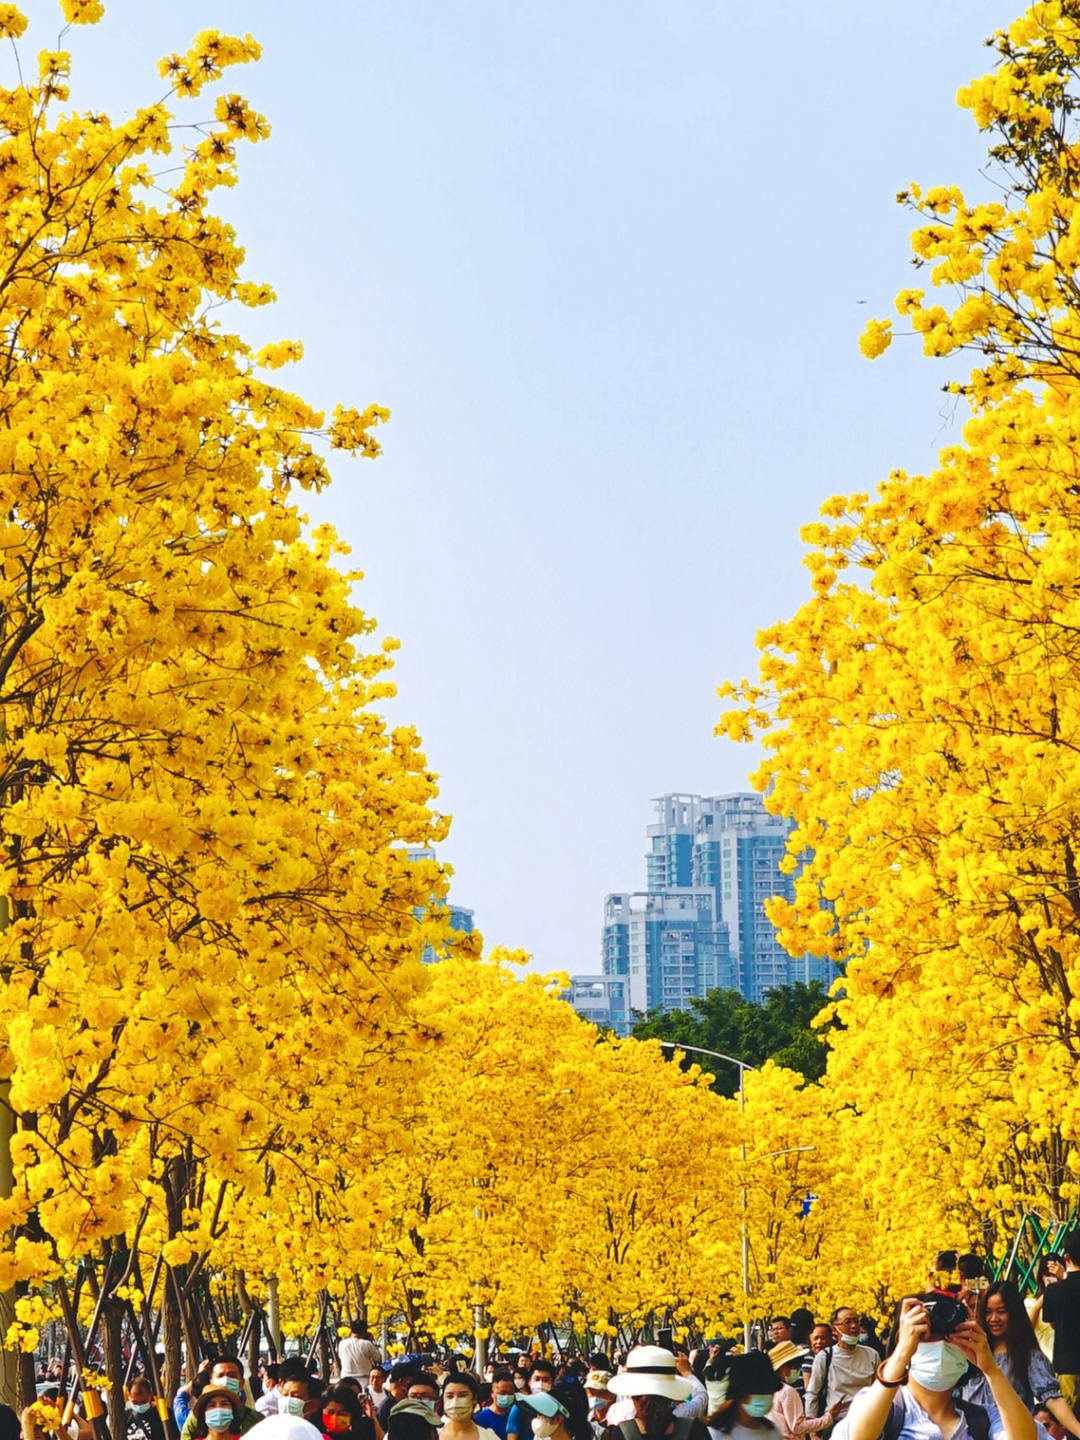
[10,1234,1080,1440]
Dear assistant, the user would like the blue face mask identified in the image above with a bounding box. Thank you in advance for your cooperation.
[495,1395,515,1410]
[744,1396,774,1418]
[205,1409,234,1433]
[908,1342,969,1393]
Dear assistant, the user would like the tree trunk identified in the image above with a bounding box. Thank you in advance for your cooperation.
[104,1300,126,1440]
[162,1280,182,1411]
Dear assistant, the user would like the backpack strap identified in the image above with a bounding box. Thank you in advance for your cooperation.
[669,1421,697,1440]
[880,1394,906,1440]
[808,1348,833,1418]
[954,1400,990,1440]
[619,1424,639,1440]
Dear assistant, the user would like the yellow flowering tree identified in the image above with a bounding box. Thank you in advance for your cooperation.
[720,0,1080,1269]
[0,0,472,1411]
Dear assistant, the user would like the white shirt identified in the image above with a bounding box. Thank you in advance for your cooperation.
[677,1376,708,1421]
[339,1336,382,1380]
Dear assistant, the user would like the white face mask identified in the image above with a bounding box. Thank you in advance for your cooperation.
[532,1420,558,1439]
[279,1397,306,1418]
[444,1399,474,1420]
[530,1380,552,1395]
[908,1341,970,1394]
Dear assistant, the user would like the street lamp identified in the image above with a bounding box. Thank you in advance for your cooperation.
[659,1042,756,1350]
[658,1043,814,1354]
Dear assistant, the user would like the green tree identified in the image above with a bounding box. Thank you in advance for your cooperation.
[631,982,832,1095]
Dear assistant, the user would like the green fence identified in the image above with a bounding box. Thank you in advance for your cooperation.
[992,1211,1078,1295]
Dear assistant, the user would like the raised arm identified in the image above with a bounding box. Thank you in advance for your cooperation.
[951,1321,1036,1440]
[848,1299,925,1440]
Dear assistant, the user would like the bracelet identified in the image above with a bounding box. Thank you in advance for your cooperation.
[875,1362,907,1388]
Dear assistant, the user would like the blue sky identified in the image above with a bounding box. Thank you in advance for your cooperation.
[44,0,1013,976]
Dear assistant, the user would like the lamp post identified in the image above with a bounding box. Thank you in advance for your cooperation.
[659,1041,756,1349]
[660,1041,818,1351]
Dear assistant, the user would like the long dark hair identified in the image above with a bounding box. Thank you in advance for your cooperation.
[977,1281,1038,1391]
[321,1384,366,1440]
[714,1353,779,1433]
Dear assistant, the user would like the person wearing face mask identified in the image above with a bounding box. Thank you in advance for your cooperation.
[708,1352,782,1440]
[600,1344,707,1440]
[846,1295,1036,1440]
[765,1344,840,1440]
[182,1359,261,1440]
[962,1283,1080,1440]
[516,1391,574,1440]
[275,1365,323,1428]
[125,1376,165,1440]
[583,1373,616,1439]
[257,1367,281,1419]
[441,1373,500,1440]
[508,1367,559,1440]
[477,1370,520,1439]
[805,1312,877,1421]
[318,1384,378,1440]
[405,1377,440,1415]
[189,1388,244,1440]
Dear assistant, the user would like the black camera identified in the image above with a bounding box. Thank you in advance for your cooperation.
[925,1297,968,1337]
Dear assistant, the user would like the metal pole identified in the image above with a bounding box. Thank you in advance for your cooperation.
[473,1183,487,1373]
[658,1043,756,1350]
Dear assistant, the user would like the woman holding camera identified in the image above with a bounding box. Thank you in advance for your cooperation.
[846,1296,1036,1440]
[963,1282,1080,1440]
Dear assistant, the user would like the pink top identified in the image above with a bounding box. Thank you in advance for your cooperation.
[769,1385,833,1440]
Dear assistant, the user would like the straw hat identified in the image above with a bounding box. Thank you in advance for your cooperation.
[608,1347,693,1402]
[768,1341,810,1371]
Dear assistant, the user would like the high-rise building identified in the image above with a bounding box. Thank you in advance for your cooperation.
[595,793,832,1019]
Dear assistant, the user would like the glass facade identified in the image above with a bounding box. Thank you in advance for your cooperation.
[596,793,832,1018]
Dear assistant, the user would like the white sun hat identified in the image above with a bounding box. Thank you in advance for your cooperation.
[607,1347,693,1402]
